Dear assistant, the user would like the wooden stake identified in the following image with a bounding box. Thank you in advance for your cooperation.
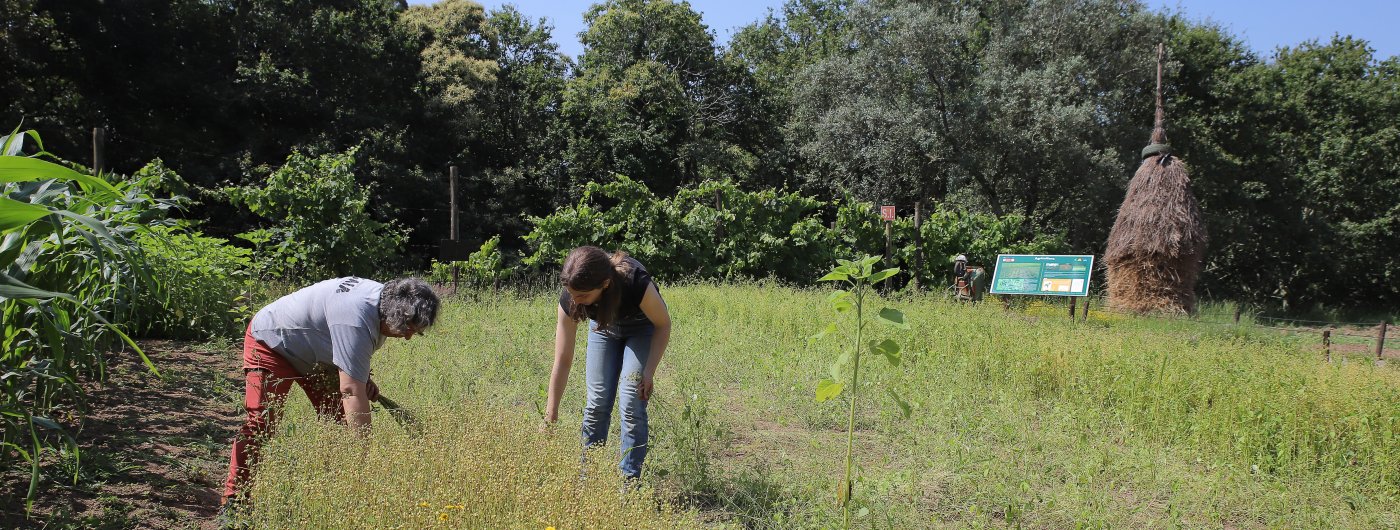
[449,165,459,242]
[92,127,105,175]
[1379,322,1389,361]
[1323,329,1332,362]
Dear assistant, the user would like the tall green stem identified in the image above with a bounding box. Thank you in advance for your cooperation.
[843,281,862,528]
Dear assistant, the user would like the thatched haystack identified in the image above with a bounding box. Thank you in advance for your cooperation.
[1105,44,1207,314]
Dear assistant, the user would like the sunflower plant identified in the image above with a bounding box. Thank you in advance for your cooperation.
[810,255,911,528]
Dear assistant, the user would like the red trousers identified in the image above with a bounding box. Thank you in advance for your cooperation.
[222,326,344,501]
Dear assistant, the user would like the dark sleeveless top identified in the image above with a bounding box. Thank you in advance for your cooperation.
[558,257,657,327]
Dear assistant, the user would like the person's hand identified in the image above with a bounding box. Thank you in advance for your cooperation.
[366,377,380,402]
[538,418,557,434]
[637,371,655,401]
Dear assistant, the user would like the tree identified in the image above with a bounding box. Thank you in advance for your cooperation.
[790,0,1165,249]
[0,0,88,156]
[562,0,748,195]
[401,0,499,141]
[224,148,408,280]
[727,0,856,189]
[467,5,575,242]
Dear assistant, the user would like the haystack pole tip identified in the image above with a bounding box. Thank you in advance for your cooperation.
[1143,42,1170,158]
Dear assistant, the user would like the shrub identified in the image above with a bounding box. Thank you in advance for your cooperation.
[523,174,1067,285]
[224,147,407,281]
[427,235,512,288]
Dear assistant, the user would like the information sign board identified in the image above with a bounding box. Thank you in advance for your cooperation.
[988,254,1094,297]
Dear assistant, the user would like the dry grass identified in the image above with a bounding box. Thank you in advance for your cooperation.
[232,285,1400,528]
[242,401,706,529]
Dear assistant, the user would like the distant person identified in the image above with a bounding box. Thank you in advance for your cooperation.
[221,277,439,512]
[542,246,672,480]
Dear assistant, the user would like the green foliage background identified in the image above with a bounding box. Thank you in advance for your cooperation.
[523,175,1065,285]
[223,148,407,281]
[4,0,1396,310]
[0,132,251,509]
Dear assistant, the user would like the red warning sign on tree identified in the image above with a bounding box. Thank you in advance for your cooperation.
[880,205,896,221]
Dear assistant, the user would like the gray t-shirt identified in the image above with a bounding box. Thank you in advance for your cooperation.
[250,277,386,383]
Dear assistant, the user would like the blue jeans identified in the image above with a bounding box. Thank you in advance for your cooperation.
[582,321,654,478]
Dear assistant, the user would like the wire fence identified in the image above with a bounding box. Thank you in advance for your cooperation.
[1007,292,1396,361]
[426,273,1394,361]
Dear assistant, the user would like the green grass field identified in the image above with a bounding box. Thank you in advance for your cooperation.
[245,284,1400,528]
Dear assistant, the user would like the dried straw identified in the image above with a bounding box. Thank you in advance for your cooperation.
[1105,43,1208,314]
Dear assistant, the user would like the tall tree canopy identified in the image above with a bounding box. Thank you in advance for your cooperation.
[789,0,1163,250]
[562,0,753,195]
[3,0,1396,310]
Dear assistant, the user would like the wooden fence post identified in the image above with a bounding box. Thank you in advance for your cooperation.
[913,200,923,291]
[1323,329,1331,363]
[1379,321,1389,361]
[884,219,893,269]
[449,165,460,294]
[92,127,105,174]
[714,189,724,241]
[449,165,459,242]
[1069,297,1076,320]
[1082,297,1091,322]
[1233,304,1242,325]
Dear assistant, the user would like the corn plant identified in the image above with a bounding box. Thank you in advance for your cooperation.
[811,255,910,528]
[1,127,165,512]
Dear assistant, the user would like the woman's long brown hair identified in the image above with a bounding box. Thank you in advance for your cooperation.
[561,246,633,329]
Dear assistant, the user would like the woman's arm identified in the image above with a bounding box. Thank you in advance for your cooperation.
[637,283,671,401]
[339,372,372,432]
[544,305,579,424]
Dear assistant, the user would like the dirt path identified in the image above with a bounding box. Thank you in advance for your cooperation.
[0,340,244,529]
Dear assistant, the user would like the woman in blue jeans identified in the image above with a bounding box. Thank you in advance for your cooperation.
[543,246,671,479]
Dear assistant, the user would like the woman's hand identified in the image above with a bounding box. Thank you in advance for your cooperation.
[637,370,655,401]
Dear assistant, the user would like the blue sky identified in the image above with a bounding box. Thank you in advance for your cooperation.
[1153,1,1397,60]
[408,1,1398,61]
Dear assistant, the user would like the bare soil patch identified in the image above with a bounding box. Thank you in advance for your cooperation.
[0,340,243,529]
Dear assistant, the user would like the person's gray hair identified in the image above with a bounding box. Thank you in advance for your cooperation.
[379,277,439,334]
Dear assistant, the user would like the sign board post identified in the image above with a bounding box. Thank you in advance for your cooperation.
[989,254,1095,299]
[880,205,895,268]
[913,201,923,291]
